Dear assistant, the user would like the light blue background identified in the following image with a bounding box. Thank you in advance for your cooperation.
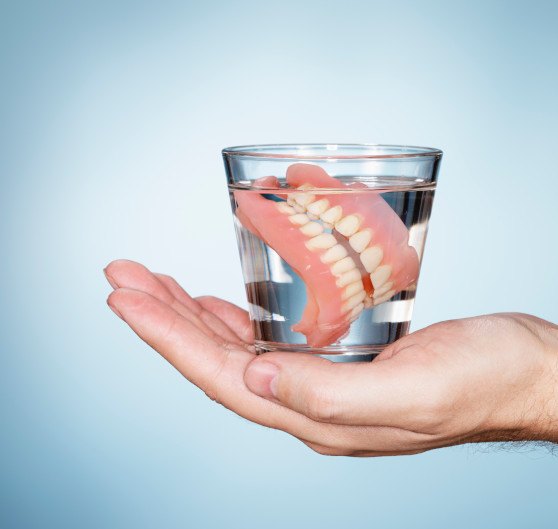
[2,1,557,528]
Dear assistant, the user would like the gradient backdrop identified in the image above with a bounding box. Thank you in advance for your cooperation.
[2,1,558,528]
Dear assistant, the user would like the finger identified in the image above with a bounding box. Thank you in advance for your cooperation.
[243,351,435,429]
[107,288,421,451]
[104,260,245,347]
[195,295,254,344]
[107,287,240,390]
[155,275,253,346]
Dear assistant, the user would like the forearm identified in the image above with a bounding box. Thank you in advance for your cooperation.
[467,314,558,445]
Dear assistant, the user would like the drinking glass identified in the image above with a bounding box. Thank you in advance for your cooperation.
[223,144,442,362]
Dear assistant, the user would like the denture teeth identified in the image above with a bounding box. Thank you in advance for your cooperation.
[342,290,367,313]
[373,290,396,306]
[287,184,315,211]
[299,221,324,237]
[294,192,315,209]
[320,244,348,264]
[336,268,361,288]
[306,198,330,219]
[373,281,394,298]
[320,205,343,225]
[360,246,383,273]
[331,256,356,276]
[349,229,373,253]
[276,202,297,215]
[370,264,392,289]
[348,302,365,322]
[342,281,365,300]
[335,215,361,237]
[305,233,337,251]
[288,213,310,226]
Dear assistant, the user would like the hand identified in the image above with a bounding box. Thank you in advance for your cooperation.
[104,259,558,456]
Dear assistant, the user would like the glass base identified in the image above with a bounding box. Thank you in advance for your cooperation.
[254,340,385,362]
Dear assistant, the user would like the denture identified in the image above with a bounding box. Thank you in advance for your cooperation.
[234,163,419,347]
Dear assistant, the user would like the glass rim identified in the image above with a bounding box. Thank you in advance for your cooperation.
[222,143,443,160]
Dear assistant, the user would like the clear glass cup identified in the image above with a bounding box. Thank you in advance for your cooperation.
[223,144,442,362]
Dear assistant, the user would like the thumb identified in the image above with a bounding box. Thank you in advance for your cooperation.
[243,352,417,426]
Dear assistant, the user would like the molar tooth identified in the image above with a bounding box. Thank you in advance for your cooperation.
[320,244,348,264]
[320,205,343,225]
[342,281,364,300]
[348,302,364,322]
[342,290,367,313]
[305,233,337,251]
[335,214,361,237]
[307,198,330,218]
[292,203,307,213]
[370,264,392,289]
[373,290,396,306]
[331,256,356,276]
[360,246,383,273]
[373,281,394,298]
[276,202,297,215]
[349,229,373,253]
[336,268,361,288]
[299,221,324,237]
[288,213,310,226]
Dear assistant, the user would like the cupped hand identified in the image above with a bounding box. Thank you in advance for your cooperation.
[105,260,558,456]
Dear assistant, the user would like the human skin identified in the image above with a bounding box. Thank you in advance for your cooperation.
[104,259,558,456]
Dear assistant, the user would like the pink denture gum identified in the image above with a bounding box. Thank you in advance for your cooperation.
[234,163,419,347]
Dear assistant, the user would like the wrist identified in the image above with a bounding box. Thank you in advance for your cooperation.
[486,315,558,444]
[533,327,558,442]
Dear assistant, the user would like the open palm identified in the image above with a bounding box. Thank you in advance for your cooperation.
[105,260,558,455]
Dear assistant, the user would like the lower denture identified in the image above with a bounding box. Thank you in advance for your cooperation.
[234,164,420,347]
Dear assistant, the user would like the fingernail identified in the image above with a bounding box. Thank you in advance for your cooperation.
[107,299,123,320]
[103,268,119,289]
[244,361,279,398]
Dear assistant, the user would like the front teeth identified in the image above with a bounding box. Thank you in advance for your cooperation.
[276,202,297,215]
[299,221,324,237]
[307,199,330,218]
[293,192,315,208]
[331,256,356,276]
[335,214,361,237]
[320,205,343,225]
[349,229,372,253]
[306,233,337,251]
[373,281,394,298]
[288,213,310,226]
[371,264,392,289]
[342,281,365,300]
[336,268,361,288]
[360,246,383,273]
[342,290,366,312]
[320,244,348,264]
[373,290,396,305]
